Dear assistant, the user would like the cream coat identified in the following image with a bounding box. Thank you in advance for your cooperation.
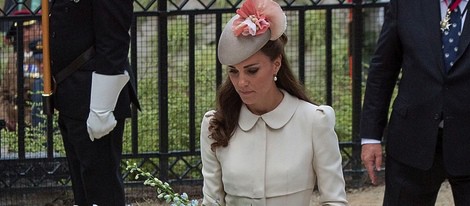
[200,91,348,206]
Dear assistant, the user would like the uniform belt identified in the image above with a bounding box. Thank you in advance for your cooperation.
[54,46,95,85]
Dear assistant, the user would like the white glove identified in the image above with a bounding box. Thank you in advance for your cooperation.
[86,71,129,141]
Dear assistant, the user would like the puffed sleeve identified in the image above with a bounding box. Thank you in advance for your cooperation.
[200,110,226,206]
[312,105,349,206]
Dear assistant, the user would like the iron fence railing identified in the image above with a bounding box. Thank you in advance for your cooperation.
[0,0,388,205]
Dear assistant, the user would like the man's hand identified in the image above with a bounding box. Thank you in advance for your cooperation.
[361,143,383,185]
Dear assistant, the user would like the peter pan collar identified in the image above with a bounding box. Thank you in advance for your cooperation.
[238,90,300,131]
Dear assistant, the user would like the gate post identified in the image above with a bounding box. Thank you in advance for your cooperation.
[350,0,364,188]
[157,0,169,181]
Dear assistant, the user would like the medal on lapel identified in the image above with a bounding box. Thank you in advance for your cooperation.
[441,10,452,32]
[441,0,463,32]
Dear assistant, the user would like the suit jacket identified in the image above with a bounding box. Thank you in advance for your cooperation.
[50,0,138,120]
[360,0,470,175]
[200,91,348,206]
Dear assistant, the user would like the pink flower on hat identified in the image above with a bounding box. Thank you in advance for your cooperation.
[232,0,287,40]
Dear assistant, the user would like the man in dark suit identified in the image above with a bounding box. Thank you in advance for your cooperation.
[50,0,139,205]
[361,0,470,205]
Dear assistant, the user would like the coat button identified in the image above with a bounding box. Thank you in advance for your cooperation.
[51,32,56,38]
[433,113,441,120]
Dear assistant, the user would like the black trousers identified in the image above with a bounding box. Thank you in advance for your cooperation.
[59,115,125,206]
[383,129,470,206]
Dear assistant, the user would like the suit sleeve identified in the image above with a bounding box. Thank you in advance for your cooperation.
[312,105,349,206]
[92,0,133,75]
[360,0,402,140]
[200,110,226,206]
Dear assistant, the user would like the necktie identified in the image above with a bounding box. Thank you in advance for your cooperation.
[442,6,462,73]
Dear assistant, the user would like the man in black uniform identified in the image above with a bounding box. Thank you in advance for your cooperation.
[49,0,138,205]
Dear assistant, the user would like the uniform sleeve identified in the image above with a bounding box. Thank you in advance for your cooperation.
[200,110,226,206]
[312,105,349,206]
[92,0,133,74]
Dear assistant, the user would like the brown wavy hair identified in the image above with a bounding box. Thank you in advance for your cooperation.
[208,33,312,151]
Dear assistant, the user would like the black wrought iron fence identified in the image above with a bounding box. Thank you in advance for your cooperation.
[0,0,388,205]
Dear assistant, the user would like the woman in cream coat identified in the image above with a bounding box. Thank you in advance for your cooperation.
[200,0,348,205]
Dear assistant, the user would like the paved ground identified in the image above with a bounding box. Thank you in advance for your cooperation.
[311,181,454,206]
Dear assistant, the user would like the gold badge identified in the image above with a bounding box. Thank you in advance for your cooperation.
[441,10,451,32]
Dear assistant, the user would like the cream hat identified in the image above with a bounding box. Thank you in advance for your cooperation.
[217,0,287,65]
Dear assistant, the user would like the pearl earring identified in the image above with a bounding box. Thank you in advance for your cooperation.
[274,76,278,81]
